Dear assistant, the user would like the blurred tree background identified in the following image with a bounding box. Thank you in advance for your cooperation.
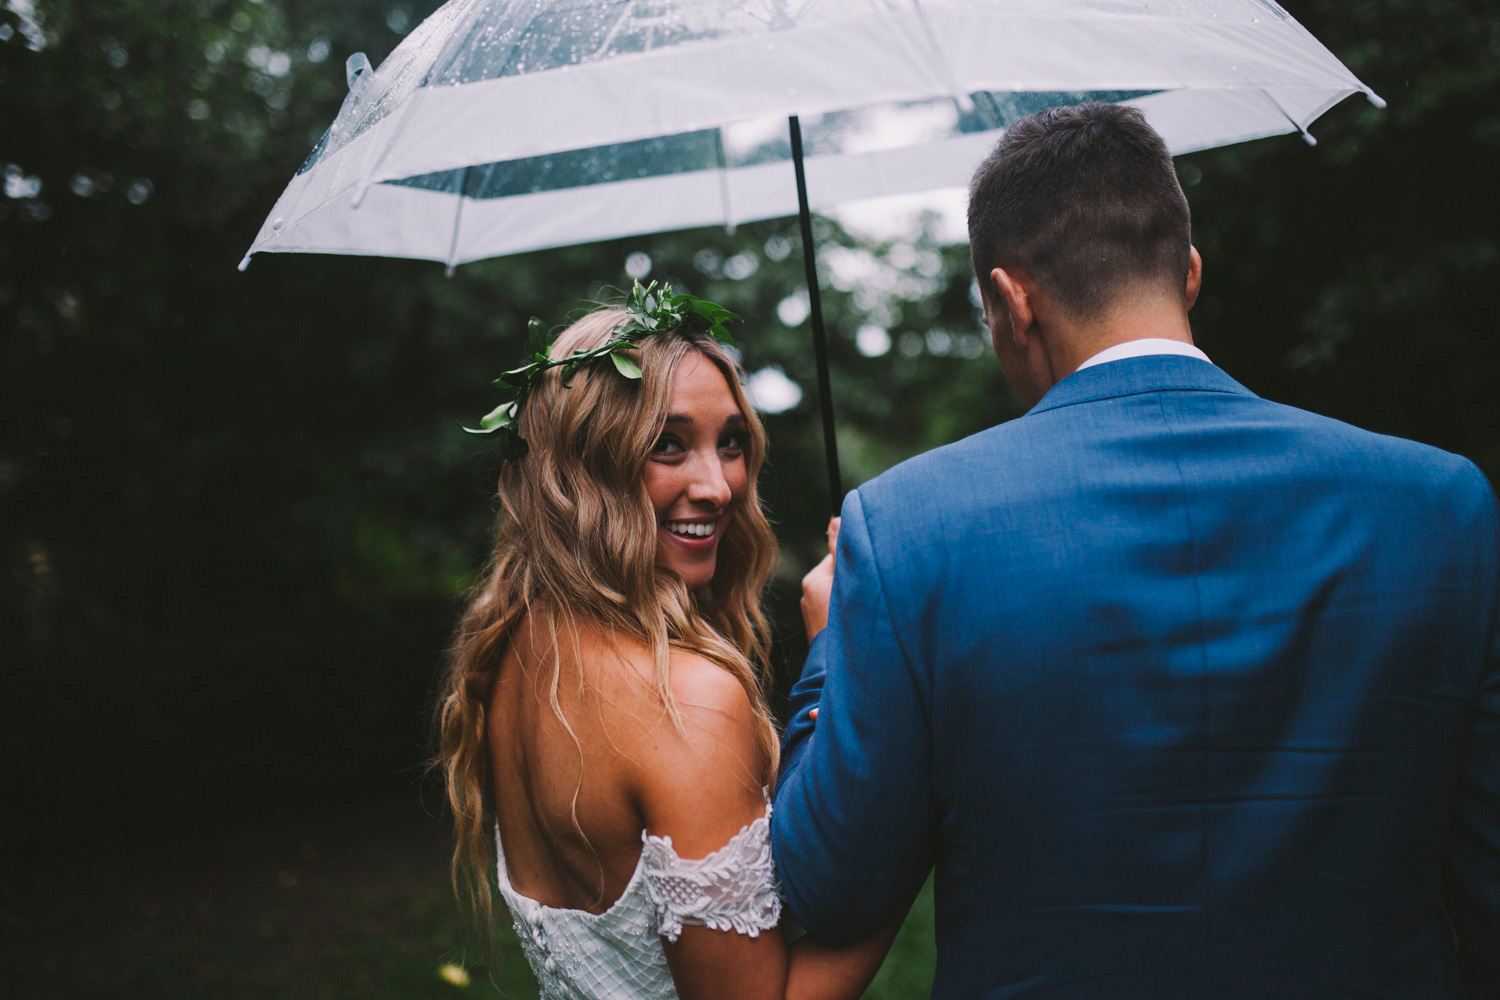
[1,0,1496,996]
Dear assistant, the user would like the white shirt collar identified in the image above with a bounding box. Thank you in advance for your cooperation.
[1075,338,1212,372]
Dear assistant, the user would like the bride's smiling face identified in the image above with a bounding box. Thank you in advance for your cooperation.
[645,351,749,588]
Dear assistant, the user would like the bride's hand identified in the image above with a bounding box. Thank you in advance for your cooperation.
[800,516,840,641]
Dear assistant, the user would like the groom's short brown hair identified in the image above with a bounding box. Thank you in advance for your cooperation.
[968,103,1191,319]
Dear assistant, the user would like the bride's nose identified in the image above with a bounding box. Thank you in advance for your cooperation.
[686,454,732,508]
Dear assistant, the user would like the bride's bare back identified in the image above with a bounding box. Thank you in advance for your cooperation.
[488,618,770,912]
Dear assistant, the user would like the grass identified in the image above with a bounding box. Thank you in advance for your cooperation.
[4,794,935,999]
[864,878,937,1000]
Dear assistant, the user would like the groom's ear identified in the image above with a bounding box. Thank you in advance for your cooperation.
[1184,245,1203,312]
[989,266,1035,348]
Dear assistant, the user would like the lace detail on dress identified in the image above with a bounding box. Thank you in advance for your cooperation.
[491,798,781,998]
[639,803,781,943]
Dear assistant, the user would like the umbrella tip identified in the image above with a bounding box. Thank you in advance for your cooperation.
[237,253,252,272]
[1366,91,1388,110]
[1300,131,1318,147]
[445,262,457,278]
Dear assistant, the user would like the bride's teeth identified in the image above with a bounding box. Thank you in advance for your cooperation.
[665,521,714,537]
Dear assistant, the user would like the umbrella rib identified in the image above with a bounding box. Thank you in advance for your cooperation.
[713,129,735,234]
[591,0,637,60]
[1260,89,1318,146]
[974,90,1005,131]
[445,165,472,276]
[907,0,974,112]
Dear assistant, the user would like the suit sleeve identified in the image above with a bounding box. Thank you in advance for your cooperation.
[771,488,933,943]
[1446,466,1500,993]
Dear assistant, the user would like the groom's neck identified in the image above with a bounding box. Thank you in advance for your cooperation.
[1043,290,1196,378]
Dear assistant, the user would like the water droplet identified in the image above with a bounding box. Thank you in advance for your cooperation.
[272,217,284,230]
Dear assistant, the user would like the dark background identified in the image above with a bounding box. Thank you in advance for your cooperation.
[2,1,1497,996]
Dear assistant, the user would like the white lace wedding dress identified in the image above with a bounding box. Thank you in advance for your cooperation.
[494,803,782,999]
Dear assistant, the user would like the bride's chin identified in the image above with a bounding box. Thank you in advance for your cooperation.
[677,562,717,590]
[655,552,717,590]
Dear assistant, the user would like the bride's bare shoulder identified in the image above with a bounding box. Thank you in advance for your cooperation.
[635,650,768,854]
[664,650,757,726]
[566,634,765,830]
[559,626,754,731]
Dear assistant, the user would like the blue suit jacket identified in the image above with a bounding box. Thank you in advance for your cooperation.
[772,356,1500,998]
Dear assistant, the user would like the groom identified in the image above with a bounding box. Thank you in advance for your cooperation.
[772,103,1499,998]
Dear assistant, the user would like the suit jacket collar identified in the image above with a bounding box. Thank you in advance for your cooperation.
[1026,354,1257,417]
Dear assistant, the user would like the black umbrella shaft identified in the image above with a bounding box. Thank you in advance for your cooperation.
[788,115,844,515]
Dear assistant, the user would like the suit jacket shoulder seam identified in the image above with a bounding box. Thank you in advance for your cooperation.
[1030,384,1248,417]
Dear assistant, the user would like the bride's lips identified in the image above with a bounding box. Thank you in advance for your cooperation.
[660,517,721,552]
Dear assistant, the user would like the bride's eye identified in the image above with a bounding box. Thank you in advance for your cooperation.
[719,430,747,455]
[651,434,685,458]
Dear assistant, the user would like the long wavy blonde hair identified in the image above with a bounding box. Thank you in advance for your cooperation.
[435,307,780,935]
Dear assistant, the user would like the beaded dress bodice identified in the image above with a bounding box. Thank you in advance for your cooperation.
[494,804,781,1000]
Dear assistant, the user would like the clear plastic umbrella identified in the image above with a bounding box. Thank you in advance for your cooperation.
[242,0,1381,506]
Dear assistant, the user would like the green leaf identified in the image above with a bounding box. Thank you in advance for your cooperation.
[610,352,643,379]
[469,400,516,432]
[527,316,550,357]
[463,400,516,434]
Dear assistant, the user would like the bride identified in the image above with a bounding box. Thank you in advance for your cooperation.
[435,288,898,1000]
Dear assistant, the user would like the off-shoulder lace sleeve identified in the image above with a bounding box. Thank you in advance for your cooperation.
[639,802,781,943]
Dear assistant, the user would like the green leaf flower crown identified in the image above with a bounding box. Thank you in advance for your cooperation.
[465,281,740,462]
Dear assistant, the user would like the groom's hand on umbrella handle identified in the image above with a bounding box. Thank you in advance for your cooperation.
[801,517,840,641]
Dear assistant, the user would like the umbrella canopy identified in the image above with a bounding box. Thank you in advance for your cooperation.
[242,0,1381,270]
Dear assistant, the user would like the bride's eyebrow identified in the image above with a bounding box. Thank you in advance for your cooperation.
[662,413,745,426]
